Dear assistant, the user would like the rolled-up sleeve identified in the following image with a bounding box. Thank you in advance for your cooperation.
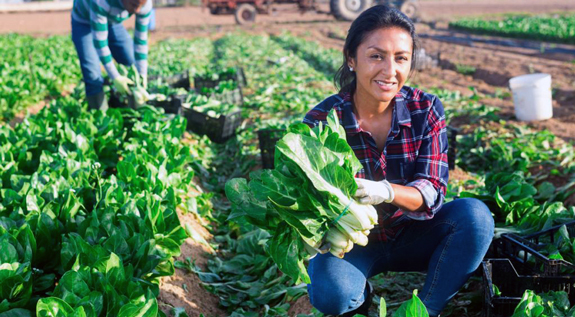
[403,97,449,220]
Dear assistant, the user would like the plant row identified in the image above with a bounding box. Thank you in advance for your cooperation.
[0,90,197,316]
[449,14,575,45]
[0,34,81,122]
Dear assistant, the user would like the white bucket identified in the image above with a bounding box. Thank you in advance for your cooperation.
[509,73,553,121]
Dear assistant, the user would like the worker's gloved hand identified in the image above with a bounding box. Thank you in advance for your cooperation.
[141,74,148,89]
[354,178,395,205]
[113,76,134,95]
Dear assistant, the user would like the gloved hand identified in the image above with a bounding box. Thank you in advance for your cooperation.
[141,74,148,89]
[113,76,134,95]
[354,178,395,205]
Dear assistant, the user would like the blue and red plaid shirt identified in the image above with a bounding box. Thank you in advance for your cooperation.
[303,86,449,242]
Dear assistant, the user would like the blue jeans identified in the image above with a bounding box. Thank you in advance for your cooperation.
[71,18,135,96]
[307,198,494,317]
[149,9,156,31]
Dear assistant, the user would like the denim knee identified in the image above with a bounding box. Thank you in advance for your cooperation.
[451,198,494,242]
[308,281,364,315]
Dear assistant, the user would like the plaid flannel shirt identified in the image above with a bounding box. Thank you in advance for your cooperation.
[303,86,449,242]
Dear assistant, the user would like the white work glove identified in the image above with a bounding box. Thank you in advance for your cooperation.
[113,76,134,95]
[141,74,148,89]
[354,178,395,205]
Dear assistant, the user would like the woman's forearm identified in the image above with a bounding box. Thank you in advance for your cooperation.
[389,183,426,213]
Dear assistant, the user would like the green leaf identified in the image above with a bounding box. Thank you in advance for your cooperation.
[393,290,429,317]
[267,223,309,284]
[380,297,387,317]
[36,297,74,317]
[117,297,158,317]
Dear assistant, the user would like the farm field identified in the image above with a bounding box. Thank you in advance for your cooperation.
[1,2,575,317]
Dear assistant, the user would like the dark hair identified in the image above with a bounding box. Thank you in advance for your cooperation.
[335,5,419,95]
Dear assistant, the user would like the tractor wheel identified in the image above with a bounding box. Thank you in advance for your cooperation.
[235,3,257,24]
[399,0,418,20]
[330,0,372,21]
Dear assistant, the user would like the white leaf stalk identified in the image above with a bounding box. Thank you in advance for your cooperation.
[323,197,376,258]
[326,227,354,258]
[133,86,151,107]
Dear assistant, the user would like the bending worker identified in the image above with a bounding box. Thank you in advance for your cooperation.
[71,0,152,110]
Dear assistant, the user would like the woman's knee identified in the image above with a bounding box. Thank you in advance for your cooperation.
[308,280,364,315]
[449,198,494,239]
[440,198,494,240]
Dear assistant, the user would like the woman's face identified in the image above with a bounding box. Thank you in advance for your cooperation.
[123,0,146,13]
[349,27,413,105]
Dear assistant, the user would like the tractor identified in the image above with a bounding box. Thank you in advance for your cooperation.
[202,0,418,25]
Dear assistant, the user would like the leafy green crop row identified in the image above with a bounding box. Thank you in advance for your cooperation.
[271,33,341,78]
[449,14,575,45]
[0,90,196,316]
[148,38,214,79]
[212,34,332,116]
[0,34,81,122]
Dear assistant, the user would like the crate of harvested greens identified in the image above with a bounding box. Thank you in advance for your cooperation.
[482,258,575,317]
[496,221,575,276]
[182,94,242,143]
[149,94,186,115]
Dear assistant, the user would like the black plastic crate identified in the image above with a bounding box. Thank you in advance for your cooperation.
[257,129,287,169]
[482,258,575,317]
[496,221,575,276]
[108,90,134,109]
[446,126,458,170]
[193,67,247,90]
[182,107,242,143]
[149,94,186,116]
[149,71,191,89]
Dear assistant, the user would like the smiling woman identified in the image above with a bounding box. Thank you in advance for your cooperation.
[303,5,494,317]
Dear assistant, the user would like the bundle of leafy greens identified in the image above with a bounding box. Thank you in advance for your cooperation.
[512,290,575,317]
[115,65,151,107]
[225,109,378,284]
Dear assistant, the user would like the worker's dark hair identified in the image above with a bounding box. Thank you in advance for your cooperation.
[335,5,419,95]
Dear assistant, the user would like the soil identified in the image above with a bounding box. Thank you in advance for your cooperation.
[158,208,227,317]
[3,1,575,315]
[287,296,315,316]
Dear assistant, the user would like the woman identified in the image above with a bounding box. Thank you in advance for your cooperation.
[303,5,494,317]
[71,0,152,110]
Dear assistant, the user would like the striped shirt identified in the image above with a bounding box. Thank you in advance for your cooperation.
[72,0,152,79]
[303,86,449,242]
